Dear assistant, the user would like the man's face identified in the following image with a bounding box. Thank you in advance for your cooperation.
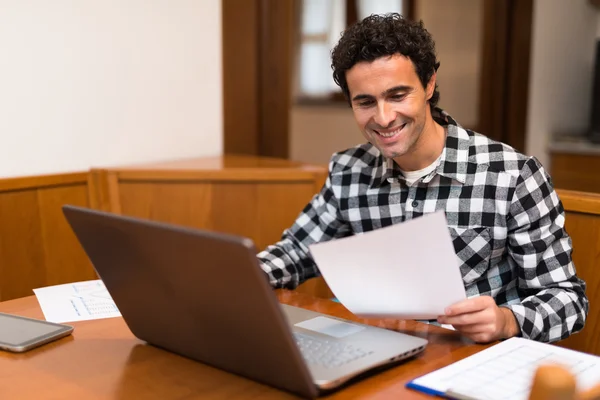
[346,54,435,163]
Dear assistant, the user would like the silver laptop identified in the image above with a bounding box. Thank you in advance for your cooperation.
[62,205,427,399]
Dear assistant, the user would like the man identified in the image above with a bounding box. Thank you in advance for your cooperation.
[258,13,588,344]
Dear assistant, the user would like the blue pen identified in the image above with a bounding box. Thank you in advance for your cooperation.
[406,381,478,400]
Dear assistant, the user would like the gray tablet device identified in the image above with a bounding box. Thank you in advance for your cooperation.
[0,312,74,352]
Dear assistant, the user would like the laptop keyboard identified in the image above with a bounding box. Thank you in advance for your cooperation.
[293,332,374,369]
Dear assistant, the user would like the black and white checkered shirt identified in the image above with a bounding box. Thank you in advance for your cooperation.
[258,109,588,343]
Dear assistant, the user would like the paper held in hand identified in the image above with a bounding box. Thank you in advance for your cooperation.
[308,211,466,320]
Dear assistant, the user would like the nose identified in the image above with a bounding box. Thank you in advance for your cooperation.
[373,102,395,128]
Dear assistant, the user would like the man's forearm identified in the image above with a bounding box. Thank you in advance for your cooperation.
[258,235,319,289]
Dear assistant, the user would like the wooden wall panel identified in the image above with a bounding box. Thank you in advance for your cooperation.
[211,183,260,243]
[551,153,600,194]
[258,0,294,158]
[222,0,293,158]
[478,0,532,151]
[504,0,533,153]
[222,0,260,155]
[0,173,92,301]
[116,181,318,253]
[37,185,96,286]
[116,183,156,220]
[118,182,213,229]
[89,156,332,298]
[255,183,315,251]
[0,159,327,301]
[0,191,46,300]
[88,170,121,212]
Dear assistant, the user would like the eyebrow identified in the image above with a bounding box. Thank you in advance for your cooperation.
[351,85,412,102]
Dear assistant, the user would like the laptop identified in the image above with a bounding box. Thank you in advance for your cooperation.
[62,205,428,399]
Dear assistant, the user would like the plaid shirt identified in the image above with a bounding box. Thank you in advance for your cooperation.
[258,109,588,343]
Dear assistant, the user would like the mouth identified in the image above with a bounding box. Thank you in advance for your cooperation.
[374,123,407,139]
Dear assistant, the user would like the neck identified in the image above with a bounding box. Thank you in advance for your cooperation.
[393,109,446,171]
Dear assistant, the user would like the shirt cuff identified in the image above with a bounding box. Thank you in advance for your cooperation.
[504,303,544,341]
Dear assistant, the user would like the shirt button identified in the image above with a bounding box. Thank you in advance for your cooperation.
[412,200,419,207]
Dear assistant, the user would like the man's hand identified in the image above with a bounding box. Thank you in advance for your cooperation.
[437,296,520,343]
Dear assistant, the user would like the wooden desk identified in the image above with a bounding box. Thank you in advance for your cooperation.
[0,291,489,399]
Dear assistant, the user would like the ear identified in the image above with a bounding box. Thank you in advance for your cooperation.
[425,72,437,101]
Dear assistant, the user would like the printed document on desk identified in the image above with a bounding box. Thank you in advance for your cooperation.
[33,280,121,323]
[407,337,600,400]
[308,211,466,320]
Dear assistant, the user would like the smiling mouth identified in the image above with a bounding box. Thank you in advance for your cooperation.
[375,123,407,138]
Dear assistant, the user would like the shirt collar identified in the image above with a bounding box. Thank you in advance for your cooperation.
[370,107,471,188]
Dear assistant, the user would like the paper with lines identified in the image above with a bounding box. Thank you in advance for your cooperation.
[409,337,600,400]
[33,280,121,323]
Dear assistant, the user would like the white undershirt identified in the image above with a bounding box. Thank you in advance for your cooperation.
[399,156,440,186]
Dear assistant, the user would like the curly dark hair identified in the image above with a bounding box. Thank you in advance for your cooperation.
[331,13,440,111]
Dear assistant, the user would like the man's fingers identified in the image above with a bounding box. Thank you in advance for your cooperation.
[437,296,507,343]
[438,309,489,326]
[445,296,492,316]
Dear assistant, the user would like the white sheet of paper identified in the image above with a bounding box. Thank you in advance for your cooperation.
[308,211,466,320]
[33,280,121,323]
[410,337,600,400]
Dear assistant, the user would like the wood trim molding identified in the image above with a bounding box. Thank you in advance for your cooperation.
[558,189,600,216]
[0,172,88,193]
[114,169,322,183]
[88,169,121,213]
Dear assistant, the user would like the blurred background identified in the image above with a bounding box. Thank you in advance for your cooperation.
[1,0,599,192]
[224,0,600,192]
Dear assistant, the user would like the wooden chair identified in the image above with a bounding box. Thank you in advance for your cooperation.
[529,364,600,400]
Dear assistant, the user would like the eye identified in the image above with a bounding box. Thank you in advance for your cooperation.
[390,94,406,101]
[357,100,374,107]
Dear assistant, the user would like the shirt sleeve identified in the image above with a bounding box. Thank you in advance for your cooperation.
[504,157,589,342]
[257,160,351,289]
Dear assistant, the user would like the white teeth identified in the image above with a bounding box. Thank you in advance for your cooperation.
[378,125,404,137]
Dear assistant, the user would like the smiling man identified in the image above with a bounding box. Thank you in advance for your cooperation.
[258,13,588,344]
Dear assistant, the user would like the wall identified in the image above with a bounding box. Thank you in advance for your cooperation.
[0,0,222,178]
[525,0,598,167]
[289,105,362,165]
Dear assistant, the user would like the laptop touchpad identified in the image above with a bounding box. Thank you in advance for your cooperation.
[295,317,365,338]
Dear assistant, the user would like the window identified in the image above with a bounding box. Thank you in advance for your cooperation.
[295,0,406,103]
